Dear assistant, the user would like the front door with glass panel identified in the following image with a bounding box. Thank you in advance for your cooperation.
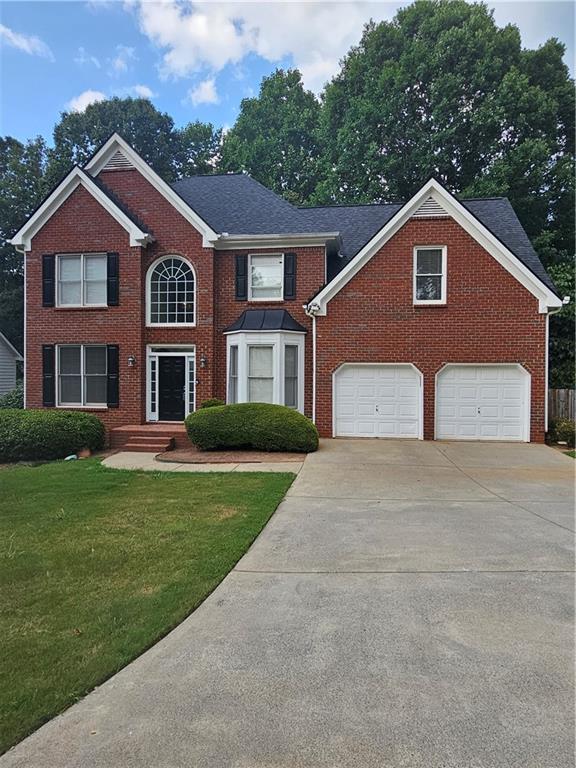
[158,356,186,421]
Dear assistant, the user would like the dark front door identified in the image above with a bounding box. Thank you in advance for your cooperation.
[158,356,186,421]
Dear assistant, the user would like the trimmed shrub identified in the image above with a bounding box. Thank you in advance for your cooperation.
[549,418,575,448]
[185,402,319,453]
[0,409,105,462]
[0,383,23,409]
[198,398,225,409]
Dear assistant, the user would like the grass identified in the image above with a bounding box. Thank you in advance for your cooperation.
[0,459,293,754]
[565,450,576,458]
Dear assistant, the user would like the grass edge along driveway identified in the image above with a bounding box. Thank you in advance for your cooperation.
[0,459,294,754]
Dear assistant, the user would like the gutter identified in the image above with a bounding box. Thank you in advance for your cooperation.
[212,232,340,250]
[14,244,26,408]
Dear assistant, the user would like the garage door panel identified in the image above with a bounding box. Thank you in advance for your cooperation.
[335,365,421,439]
[436,365,529,442]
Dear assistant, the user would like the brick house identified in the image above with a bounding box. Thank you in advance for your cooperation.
[10,134,562,447]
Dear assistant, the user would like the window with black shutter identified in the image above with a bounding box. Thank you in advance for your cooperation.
[107,253,119,306]
[106,345,119,408]
[235,254,248,300]
[283,252,296,300]
[42,345,55,406]
[42,255,55,307]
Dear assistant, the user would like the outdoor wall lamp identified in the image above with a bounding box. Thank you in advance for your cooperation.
[127,355,137,367]
[200,355,208,369]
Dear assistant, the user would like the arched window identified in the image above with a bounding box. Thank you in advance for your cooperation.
[148,256,195,325]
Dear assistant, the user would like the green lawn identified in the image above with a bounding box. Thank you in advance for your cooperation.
[0,460,293,754]
[566,450,576,458]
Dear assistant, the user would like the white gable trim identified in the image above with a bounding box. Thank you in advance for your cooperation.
[9,166,152,252]
[0,332,23,361]
[309,178,561,315]
[84,134,219,247]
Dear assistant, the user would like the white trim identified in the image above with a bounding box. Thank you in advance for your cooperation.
[413,245,447,305]
[247,252,284,302]
[145,255,197,327]
[545,314,549,432]
[9,166,151,252]
[215,233,339,250]
[0,331,23,361]
[310,178,561,315]
[434,363,531,443]
[56,344,108,409]
[84,134,219,247]
[146,345,196,422]
[225,331,305,412]
[332,362,424,440]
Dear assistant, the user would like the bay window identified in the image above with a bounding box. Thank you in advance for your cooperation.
[58,345,107,406]
[57,253,107,307]
[226,332,304,412]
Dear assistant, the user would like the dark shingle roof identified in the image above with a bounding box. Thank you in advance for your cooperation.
[170,173,556,295]
[225,309,307,333]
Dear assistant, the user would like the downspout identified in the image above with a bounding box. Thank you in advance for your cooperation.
[304,301,321,424]
[545,296,571,432]
[16,244,26,409]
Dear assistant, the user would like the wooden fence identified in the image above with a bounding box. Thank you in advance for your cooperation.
[548,389,575,421]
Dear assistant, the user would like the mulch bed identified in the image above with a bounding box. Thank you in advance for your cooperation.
[156,446,304,464]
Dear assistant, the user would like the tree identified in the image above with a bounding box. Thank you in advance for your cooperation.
[220,70,322,204]
[0,137,48,350]
[45,98,221,186]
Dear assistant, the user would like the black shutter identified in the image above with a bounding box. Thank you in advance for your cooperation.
[106,345,119,408]
[284,252,296,300]
[42,254,55,307]
[42,345,55,407]
[107,253,119,306]
[235,254,248,300]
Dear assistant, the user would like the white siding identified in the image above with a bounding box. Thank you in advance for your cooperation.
[0,342,18,396]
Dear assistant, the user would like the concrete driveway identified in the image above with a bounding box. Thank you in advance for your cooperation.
[2,440,574,768]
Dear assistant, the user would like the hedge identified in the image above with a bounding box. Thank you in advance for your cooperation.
[198,398,225,409]
[185,402,319,453]
[0,409,105,462]
[549,418,575,448]
[0,383,23,410]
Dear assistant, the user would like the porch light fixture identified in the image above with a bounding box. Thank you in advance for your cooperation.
[200,354,208,369]
[127,355,137,367]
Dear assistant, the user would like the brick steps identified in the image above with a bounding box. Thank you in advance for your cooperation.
[110,424,192,451]
[121,435,175,453]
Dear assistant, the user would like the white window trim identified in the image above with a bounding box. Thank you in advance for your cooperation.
[413,245,447,305]
[225,331,305,412]
[247,253,284,302]
[146,255,197,327]
[146,345,196,422]
[56,344,108,409]
[56,253,108,308]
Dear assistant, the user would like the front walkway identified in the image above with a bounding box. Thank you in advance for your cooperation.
[102,451,303,473]
[2,440,574,768]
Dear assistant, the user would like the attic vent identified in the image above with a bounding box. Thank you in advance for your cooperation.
[412,196,449,218]
[102,150,135,172]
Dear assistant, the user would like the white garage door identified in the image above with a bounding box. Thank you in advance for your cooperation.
[436,365,529,441]
[334,364,421,438]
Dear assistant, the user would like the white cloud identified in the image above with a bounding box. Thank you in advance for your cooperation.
[0,23,54,61]
[66,89,107,112]
[110,44,137,74]
[187,77,219,106]
[128,1,399,93]
[74,46,101,68]
[131,83,155,98]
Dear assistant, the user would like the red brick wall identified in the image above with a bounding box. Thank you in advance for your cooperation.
[315,217,546,441]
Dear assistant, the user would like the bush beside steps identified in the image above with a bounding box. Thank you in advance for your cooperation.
[185,402,319,453]
[0,409,105,463]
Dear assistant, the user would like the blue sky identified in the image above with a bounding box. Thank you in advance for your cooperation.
[1,1,574,145]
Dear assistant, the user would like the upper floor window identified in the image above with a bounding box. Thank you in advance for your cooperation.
[57,253,107,307]
[413,246,447,305]
[148,256,196,325]
[248,254,283,301]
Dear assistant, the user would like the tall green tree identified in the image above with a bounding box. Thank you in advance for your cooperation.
[46,98,221,185]
[0,137,48,350]
[220,70,322,204]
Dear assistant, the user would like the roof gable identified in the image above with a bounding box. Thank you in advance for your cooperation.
[10,166,151,252]
[84,134,219,246]
[0,332,23,361]
[307,178,561,314]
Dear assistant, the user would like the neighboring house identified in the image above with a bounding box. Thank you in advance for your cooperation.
[0,331,22,397]
[10,133,562,443]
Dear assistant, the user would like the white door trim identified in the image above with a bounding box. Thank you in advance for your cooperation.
[146,344,196,422]
[332,362,424,440]
[434,363,531,442]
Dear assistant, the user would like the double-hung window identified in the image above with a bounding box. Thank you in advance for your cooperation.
[228,346,238,404]
[58,345,107,406]
[248,254,283,301]
[248,346,274,402]
[57,253,107,306]
[413,246,447,304]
